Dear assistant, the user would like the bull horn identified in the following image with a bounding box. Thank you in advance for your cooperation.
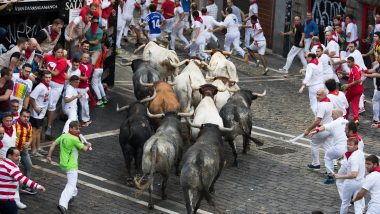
[222,51,232,55]
[218,126,234,132]
[203,50,213,53]
[146,109,164,118]
[139,76,154,87]
[252,90,267,97]
[140,89,157,103]
[167,80,177,86]
[133,43,146,54]
[171,59,189,67]
[201,61,213,71]
[186,118,201,128]
[116,104,129,112]
[226,87,240,92]
[177,107,194,117]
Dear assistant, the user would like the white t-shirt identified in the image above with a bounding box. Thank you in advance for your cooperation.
[324,117,348,147]
[123,0,136,18]
[222,14,239,33]
[139,0,151,18]
[327,91,349,116]
[64,84,79,111]
[316,101,333,125]
[193,20,205,39]
[0,126,16,159]
[29,83,50,119]
[326,40,340,58]
[345,50,367,70]
[362,171,380,211]
[64,67,81,88]
[10,75,33,112]
[201,15,220,30]
[346,22,358,42]
[318,54,334,75]
[303,63,323,86]
[347,150,365,181]
[248,3,258,17]
[252,22,265,41]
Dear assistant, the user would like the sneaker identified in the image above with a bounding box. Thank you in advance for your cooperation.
[243,53,249,64]
[96,100,103,106]
[45,126,52,137]
[98,103,105,108]
[263,68,269,76]
[82,121,92,127]
[307,164,321,171]
[278,68,288,74]
[256,60,260,67]
[21,187,37,195]
[37,149,48,155]
[31,151,43,157]
[16,201,27,209]
[324,175,335,184]
[57,205,68,214]
[102,98,109,105]
[373,120,379,124]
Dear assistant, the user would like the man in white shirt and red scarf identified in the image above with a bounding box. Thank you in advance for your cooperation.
[35,19,64,54]
[333,138,365,214]
[352,155,380,214]
[342,57,363,125]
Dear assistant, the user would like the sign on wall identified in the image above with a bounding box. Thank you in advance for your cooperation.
[311,0,346,26]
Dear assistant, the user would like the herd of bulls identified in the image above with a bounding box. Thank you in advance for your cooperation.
[118,42,266,213]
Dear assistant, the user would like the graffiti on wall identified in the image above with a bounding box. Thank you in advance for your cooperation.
[311,0,346,26]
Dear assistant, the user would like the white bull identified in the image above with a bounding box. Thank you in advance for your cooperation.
[203,51,239,84]
[135,41,188,81]
[211,76,240,112]
[173,60,207,113]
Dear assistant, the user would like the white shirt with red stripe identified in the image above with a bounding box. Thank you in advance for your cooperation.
[316,98,333,125]
[0,158,40,200]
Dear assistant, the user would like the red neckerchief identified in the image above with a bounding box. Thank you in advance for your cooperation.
[12,111,18,118]
[306,19,312,25]
[252,21,257,30]
[195,16,203,23]
[345,148,358,159]
[91,22,99,34]
[310,58,319,65]
[375,41,380,47]
[2,123,13,137]
[17,118,28,128]
[313,42,322,47]
[352,133,362,142]
[19,72,28,80]
[69,131,81,140]
[329,89,339,96]
[40,79,50,88]
[328,37,338,43]
[24,49,32,60]
[373,166,380,172]
[320,97,330,102]
[50,25,58,41]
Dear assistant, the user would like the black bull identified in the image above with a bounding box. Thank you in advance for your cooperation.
[130,59,160,100]
[119,102,155,184]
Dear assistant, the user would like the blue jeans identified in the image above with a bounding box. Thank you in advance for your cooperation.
[20,149,32,178]
[0,199,18,214]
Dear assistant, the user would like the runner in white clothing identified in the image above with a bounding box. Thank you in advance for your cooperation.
[244,0,258,48]
[116,0,137,49]
[170,0,190,50]
[188,10,208,60]
[345,15,359,47]
[209,7,248,63]
[315,46,337,82]
[310,109,348,184]
[201,7,221,48]
[325,31,341,70]
[352,155,380,214]
[333,138,365,214]
[300,53,325,115]
[309,36,326,54]
[325,79,349,116]
[63,76,82,134]
[246,15,268,74]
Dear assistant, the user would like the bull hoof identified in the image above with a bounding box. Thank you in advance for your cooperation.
[148,204,154,210]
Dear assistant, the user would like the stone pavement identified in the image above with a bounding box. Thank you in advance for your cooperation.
[17,33,378,214]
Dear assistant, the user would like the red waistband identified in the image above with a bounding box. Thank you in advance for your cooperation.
[0,198,15,202]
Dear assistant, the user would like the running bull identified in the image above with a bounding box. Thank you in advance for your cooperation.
[134,41,189,80]
[219,89,266,166]
[181,121,233,214]
[118,102,154,185]
[134,110,193,209]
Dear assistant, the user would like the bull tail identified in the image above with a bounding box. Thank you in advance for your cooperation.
[134,141,158,197]
[186,76,192,112]
[245,134,264,146]
[134,43,146,54]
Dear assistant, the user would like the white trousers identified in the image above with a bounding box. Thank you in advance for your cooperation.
[224,31,245,57]
[189,36,207,60]
[77,88,90,122]
[170,24,189,50]
[283,45,307,72]
[324,144,346,173]
[148,33,161,42]
[244,23,253,48]
[116,12,133,48]
[310,131,333,166]
[91,68,106,100]
[336,165,347,200]
[63,107,78,134]
[373,90,380,121]
[308,84,325,115]
[304,38,312,52]
[59,170,78,209]
[367,204,380,214]
[48,81,64,112]
[340,179,364,214]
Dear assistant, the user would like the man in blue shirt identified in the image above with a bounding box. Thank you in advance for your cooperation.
[142,4,166,42]
[304,12,319,52]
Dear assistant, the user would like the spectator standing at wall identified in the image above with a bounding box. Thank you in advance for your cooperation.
[345,15,359,49]
[0,67,14,120]
[0,37,28,69]
[85,15,103,64]
[303,12,319,52]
